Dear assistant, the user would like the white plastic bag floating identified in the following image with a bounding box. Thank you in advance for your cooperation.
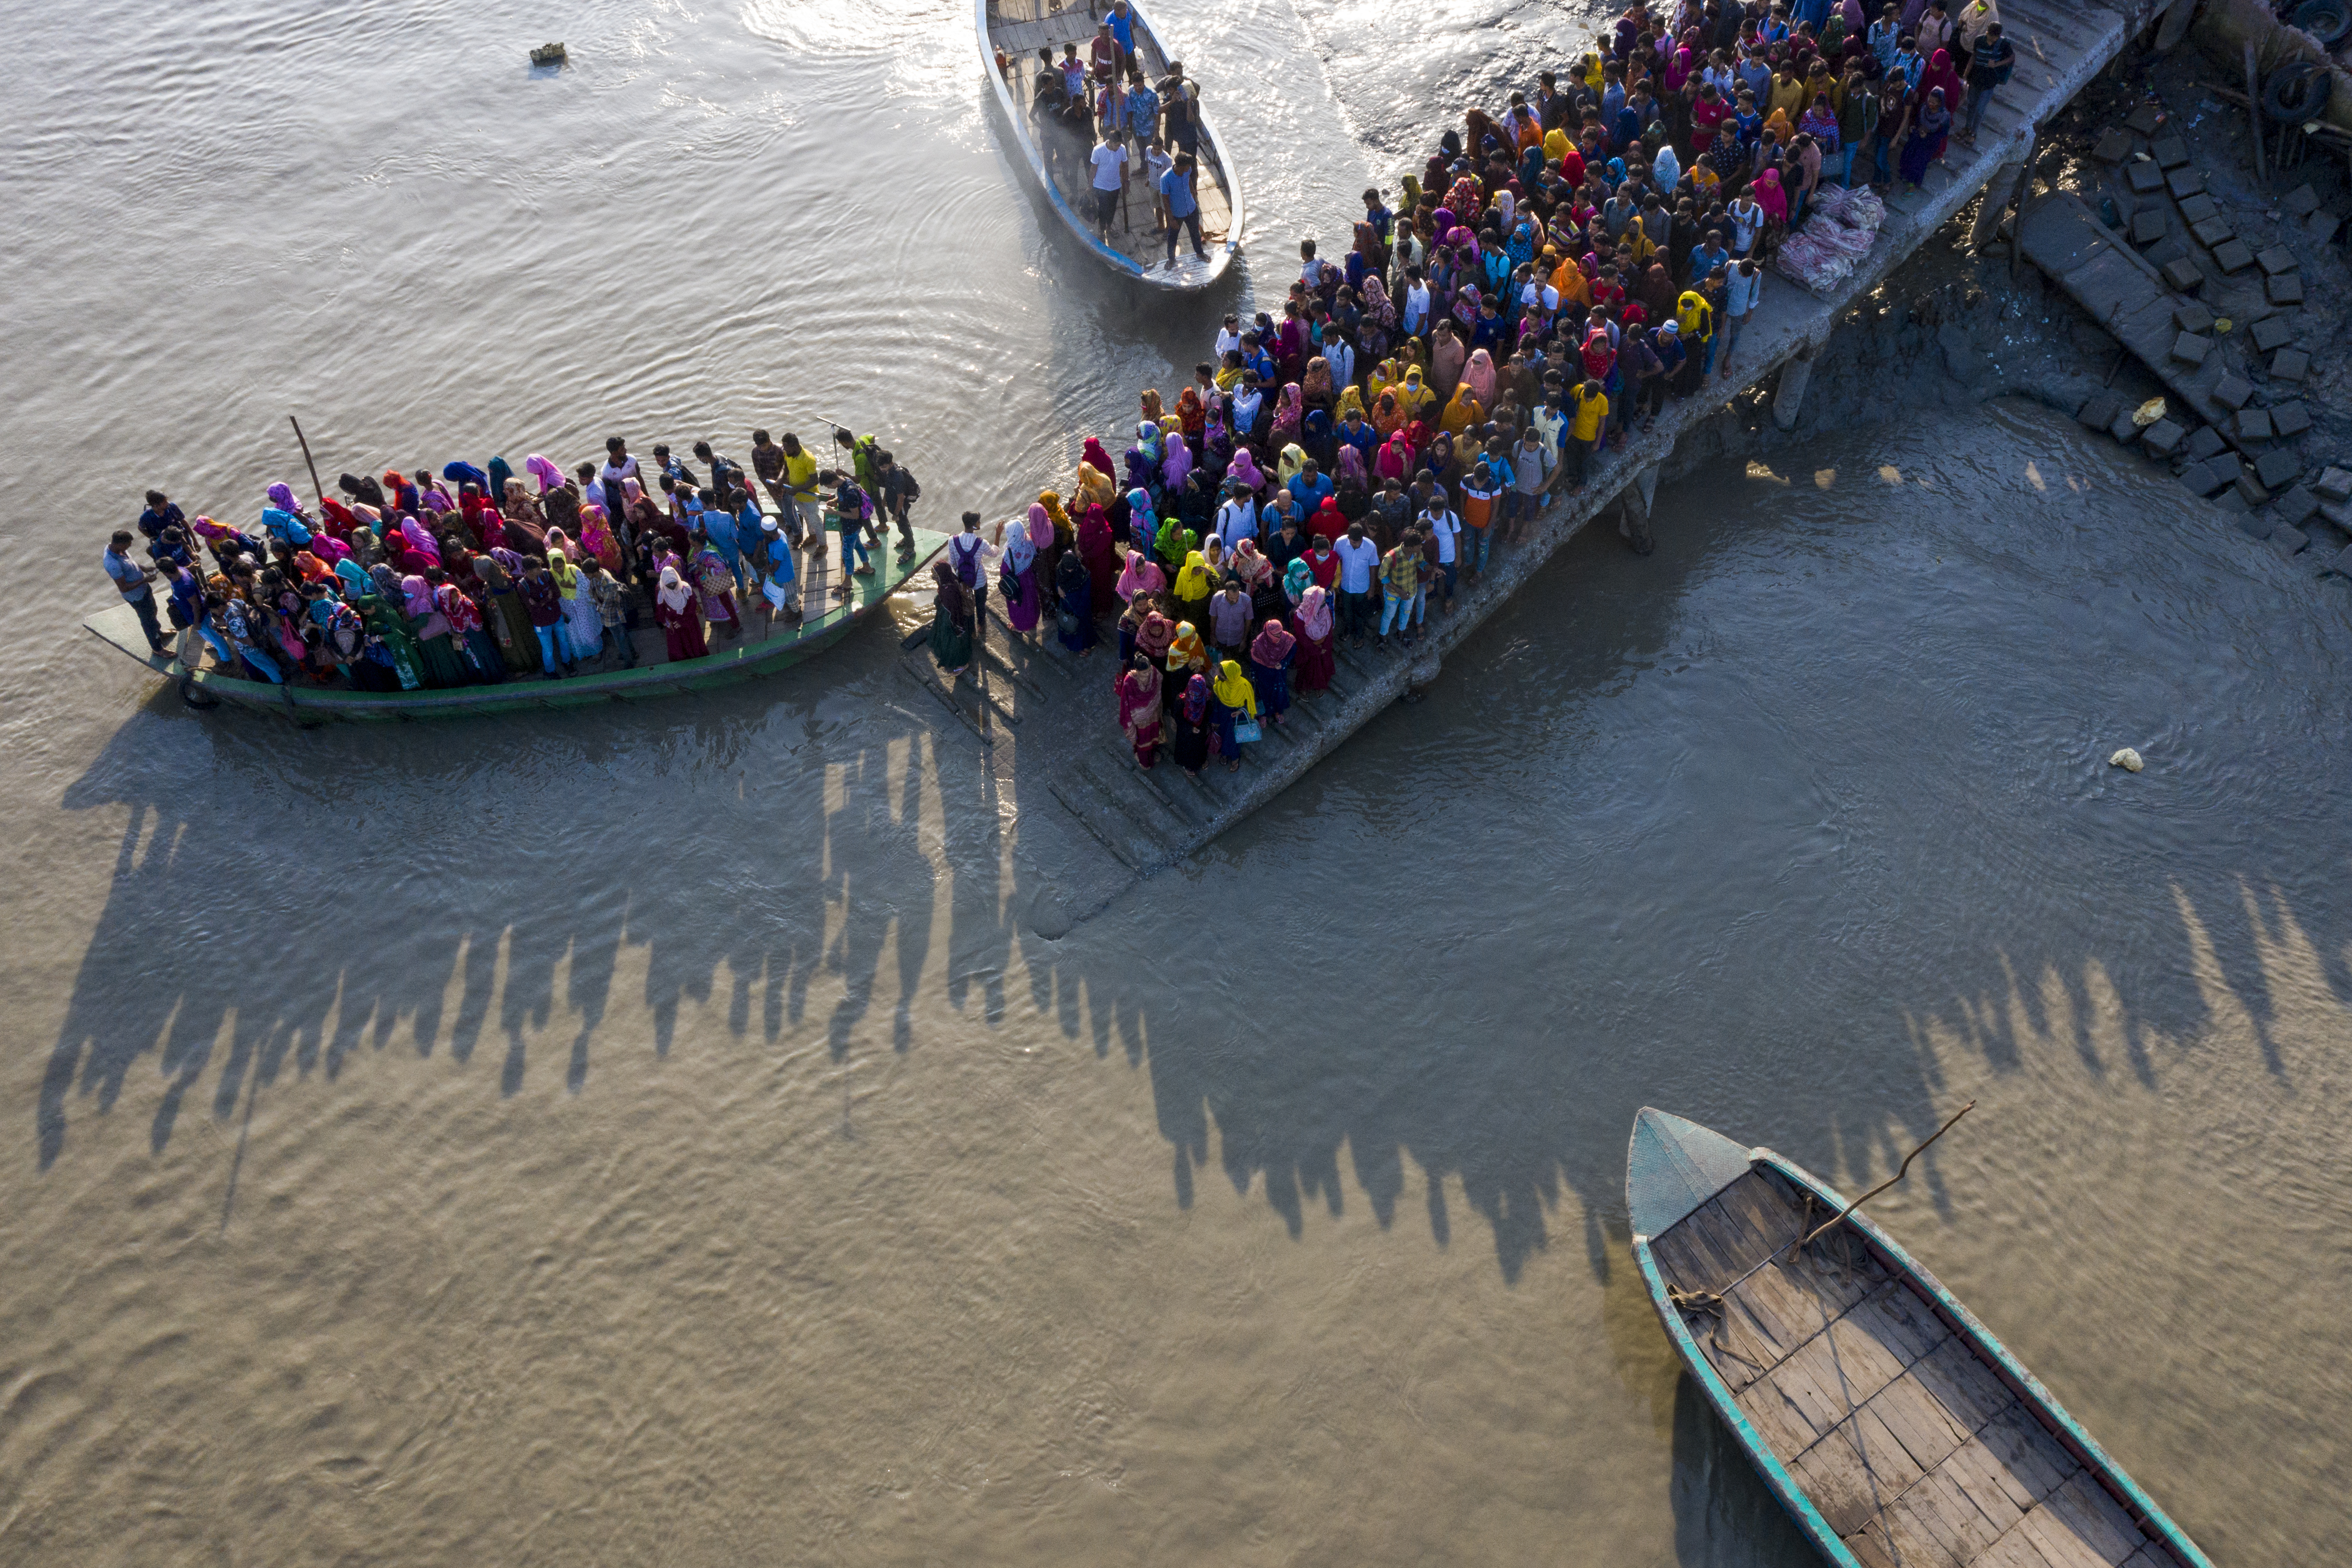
[2109,747,2143,772]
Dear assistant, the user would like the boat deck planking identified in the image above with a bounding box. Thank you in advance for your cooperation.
[984,0,1234,287]
[1648,1168,2187,1568]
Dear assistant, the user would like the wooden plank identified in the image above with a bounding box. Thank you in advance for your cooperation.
[1910,1337,2018,1436]
[1668,1290,1777,1394]
[1688,1179,1790,1273]
[2037,1470,2148,1565]
[1850,1514,1961,1568]
[1975,1523,2069,1568]
[1645,1214,1711,1293]
[1839,1282,1951,1370]
[2012,1500,2121,1568]
[1863,1364,1977,1475]
[1737,1352,1845,1458]
[1727,1258,1841,1371]
[1887,1464,2007,1567]
[2119,1548,2184,1568]
[1738,1307,1911,1454]
[1977,1401,2081,1507]
[1939,1426,2037,1531]
[1791,1402,1927,1535]
[1844,1525,1901,1568]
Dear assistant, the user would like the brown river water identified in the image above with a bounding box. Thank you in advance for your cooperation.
[3,0,2347,1562]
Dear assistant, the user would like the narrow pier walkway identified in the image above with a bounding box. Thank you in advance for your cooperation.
[911,0,2153,910]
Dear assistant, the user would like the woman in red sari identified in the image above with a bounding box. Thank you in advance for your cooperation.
[1291,584,1336,694]
[1077,504,1118,614]
[1117,657,1163,767]
[655,566,707,661]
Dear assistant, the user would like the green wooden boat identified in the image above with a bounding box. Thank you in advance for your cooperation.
[1627,1108,2213,1568]
[82,529,950,720]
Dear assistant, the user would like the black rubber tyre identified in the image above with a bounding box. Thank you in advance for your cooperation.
[2290,0,2352,47]
[2264,59,2331,122]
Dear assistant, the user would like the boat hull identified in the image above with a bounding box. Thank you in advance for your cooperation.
[85,530,949,721]
[978,0,1242,292]
[1625,1108,2213,1568]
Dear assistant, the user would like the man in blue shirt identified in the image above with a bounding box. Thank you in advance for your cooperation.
[1287,458,1334,514]
[1106,0,1135,60]
[1160,151,1208,265]
[137,489,184,544]
[1688,230,1730,284]
[1241,333,1276,386]
[104,530,171,654]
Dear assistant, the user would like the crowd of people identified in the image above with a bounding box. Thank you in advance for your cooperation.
[103,429,925,689]
[996,0,1219,265]
[938,0,2015,776]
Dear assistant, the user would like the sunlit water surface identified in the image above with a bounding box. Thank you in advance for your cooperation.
[1,0,2345,1562]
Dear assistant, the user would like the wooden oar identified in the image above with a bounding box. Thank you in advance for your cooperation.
[289,415,326,503]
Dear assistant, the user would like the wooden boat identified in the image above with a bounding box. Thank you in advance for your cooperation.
[1626,1108,2213,1568]
[978,0,1242,291]
[83,528,950,720]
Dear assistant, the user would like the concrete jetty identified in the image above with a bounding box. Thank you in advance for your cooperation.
[905,0,2156,897]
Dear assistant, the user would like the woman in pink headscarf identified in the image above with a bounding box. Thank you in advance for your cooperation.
[1226,447,1266,496]
[1116,542,1166,607]
[1289,584,1335,694]
[525,453,564,494]
[1462,348,1498,412]
[1269,384,1304,446]
[398,514,442,567]
[576,506,623,571]
[1081,436,1117,481]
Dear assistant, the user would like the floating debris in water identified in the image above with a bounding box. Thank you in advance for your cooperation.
[2110,747,2144,773]
[530,41,567,66]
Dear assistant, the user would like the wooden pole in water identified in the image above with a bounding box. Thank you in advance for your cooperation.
[2244,42,2268,197]
[289,415,326,503]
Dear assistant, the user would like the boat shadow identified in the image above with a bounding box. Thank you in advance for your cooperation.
[35,631,1038,1174]
[36,456,2352,1289]
[1669,1372,1820,1568]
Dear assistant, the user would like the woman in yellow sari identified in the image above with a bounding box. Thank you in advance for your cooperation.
[1068,465,1113,514]
[1397,364,1439,424]
[1439,381,1484,438]
[1172,555,1216,631]
[1623,217,1658,270]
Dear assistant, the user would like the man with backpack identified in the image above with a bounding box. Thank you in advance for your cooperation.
[1958,23,2012,144]
[946,511,990,631]
[822,470,876,591]
[873,450,921,560]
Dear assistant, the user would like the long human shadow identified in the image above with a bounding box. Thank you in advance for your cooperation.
[42,452,2352,1289]
[36,646,1014,1174]
[1062,474,2352,1285]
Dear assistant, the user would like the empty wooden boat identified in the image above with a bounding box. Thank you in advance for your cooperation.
[1626,1108,2212,1568]
[978,0,1242,290]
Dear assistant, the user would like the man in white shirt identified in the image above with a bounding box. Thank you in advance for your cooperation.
[1419,495,1462,610]
[1323,332,1355,392]
[1088,131,1129,239]
[1401,268,1431,337]
[1214,313,1243,356]
[598,437,641,523]
[1332,521,1382,648]
[1720,257,1764,376]
[1213,485,1258,547]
